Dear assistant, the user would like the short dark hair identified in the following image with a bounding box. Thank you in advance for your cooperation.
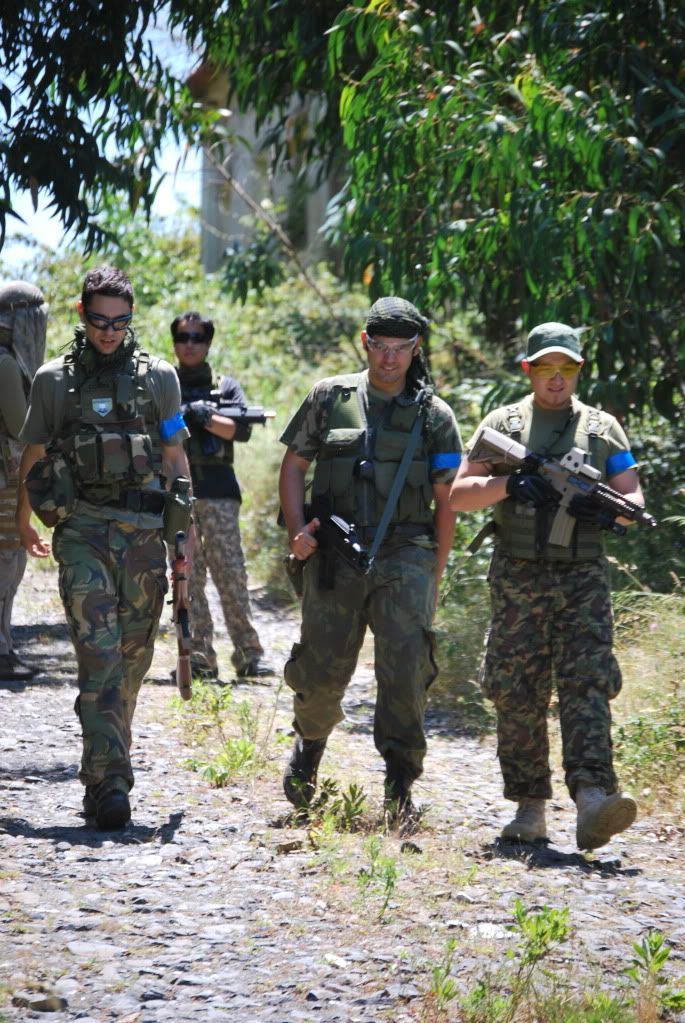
[81,266,134,309]
[170,311,215,343]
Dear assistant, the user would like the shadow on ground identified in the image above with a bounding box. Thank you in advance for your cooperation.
[478,838,642,877]
[0,810,185,848]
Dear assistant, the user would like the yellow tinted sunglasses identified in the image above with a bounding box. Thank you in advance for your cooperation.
[529,361,580,380]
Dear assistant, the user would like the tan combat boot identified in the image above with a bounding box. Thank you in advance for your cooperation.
[575,785,637,850]
[501,798,548,842]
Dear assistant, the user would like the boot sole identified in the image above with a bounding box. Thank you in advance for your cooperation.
[577,794,637,850]
[500,824,548,843]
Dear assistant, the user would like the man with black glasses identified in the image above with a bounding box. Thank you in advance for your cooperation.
[171,311,273,681]
[279,297,462,822]
[16,266,192,830]
[449,322,643,850]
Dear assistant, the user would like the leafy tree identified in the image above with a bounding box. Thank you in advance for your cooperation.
[0,0,205,251]
[170,1,685,419]
[5,1,685,420]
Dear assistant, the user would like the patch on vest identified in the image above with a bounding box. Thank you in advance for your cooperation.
[92,397,113,417]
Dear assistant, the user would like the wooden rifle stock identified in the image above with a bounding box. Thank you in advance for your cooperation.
[171,530,192,700]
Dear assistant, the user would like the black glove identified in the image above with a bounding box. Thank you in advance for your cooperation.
[568,493,614,527]
[182,400,215,428]
[506,473,558,508]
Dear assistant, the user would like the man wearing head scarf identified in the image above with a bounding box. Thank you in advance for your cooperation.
[449,322,643,851]
[0,281,48,681]
[278,296,462,822]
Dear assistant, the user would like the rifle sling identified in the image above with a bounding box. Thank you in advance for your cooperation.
[365,389,428,568]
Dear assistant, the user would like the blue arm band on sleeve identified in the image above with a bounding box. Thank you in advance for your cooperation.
[431,452,462,470]
[606,450,637,476]
[159,411,186,441]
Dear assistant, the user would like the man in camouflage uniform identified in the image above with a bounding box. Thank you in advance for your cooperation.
[449,322,643,850]
[0,281,48,681]
[171,311,273,680]
[16,267,192,830]
[279,297,462,818]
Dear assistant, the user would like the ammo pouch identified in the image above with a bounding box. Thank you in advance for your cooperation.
[24,450,76,528]
[162,476,193,545]
[68,430,155,486]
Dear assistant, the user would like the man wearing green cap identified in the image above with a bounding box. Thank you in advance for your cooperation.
[449,322,643,850]
[279,297,462,820]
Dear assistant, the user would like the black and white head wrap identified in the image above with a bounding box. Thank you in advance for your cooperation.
[365,296,429,340]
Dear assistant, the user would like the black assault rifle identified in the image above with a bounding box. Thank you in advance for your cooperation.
[318,514,370,574]
[469,426,657,546]
[180,394,275,456]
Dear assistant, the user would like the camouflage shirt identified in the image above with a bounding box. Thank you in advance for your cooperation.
[281,369,463,486]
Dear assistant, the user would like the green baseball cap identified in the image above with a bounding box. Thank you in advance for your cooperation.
[526,322,583,363]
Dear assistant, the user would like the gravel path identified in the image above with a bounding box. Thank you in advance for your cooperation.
[1,560,684,1021]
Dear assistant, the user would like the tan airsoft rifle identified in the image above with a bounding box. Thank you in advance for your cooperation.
[468,426,657,547]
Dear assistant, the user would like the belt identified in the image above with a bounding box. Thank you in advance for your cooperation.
[105,490,166,514]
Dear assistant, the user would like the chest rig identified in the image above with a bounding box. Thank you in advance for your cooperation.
[180,377,233,471]
[59,349,162,505]
[311,374,434,536]
[495,398,610,560]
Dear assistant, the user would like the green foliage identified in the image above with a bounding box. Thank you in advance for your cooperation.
[186,737,256,786]
[222,226,286,303]
[615,695,685,800]
[357,834,401,919]
[428,939,459,1011]
[0,1,210,250]
[624,932,685,1015]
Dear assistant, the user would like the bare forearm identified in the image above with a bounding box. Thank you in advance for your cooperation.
[16,444,45,529]
[279,455,308,540]
[449,469,508,512]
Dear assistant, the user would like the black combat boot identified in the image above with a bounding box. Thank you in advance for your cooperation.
[384,753,418,824]
[283,736,327,808]
[93,779,131,831]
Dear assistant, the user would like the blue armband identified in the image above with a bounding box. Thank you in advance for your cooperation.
[606,450,637,476]
[431,452,462,470]
[160,411,187,441]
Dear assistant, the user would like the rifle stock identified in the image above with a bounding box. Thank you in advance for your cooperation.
[469,425,657,546]
[171,530,192,701]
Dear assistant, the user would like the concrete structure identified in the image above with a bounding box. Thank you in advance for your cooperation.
[187,64,334,273]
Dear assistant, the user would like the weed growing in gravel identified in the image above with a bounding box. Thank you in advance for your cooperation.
[419,904,685,1023]
[357,835,402,920]
[623,931,685,1018]
[178,680,283,787]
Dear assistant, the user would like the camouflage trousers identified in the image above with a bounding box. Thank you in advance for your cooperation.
[189,497,263,673]
[481,549,622,801]
[53,514,168,790]
[285,544,438,779]
[0,547,27,655]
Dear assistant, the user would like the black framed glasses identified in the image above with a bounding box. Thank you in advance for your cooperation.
[85,311,132,332]
[174,332,207,345]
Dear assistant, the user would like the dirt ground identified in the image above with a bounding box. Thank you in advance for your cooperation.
[1,557,684,1022]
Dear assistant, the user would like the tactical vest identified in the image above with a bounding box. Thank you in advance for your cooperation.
[310,373,434,530]
[59,349,163,506]
[494,398,610,561]
[181,377,234,477]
